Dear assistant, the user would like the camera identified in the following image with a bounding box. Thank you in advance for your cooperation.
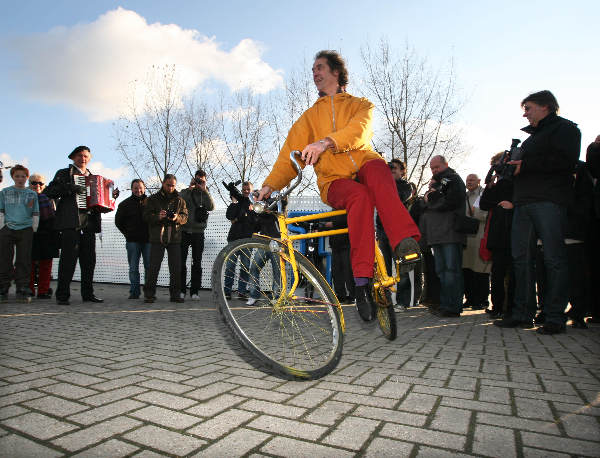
[485,138,522,184]
[165,209,175,219]
[222,180,243,201]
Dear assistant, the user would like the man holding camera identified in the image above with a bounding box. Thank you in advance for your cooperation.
[420,155,467,317]
[494,90,580,334]
[179,169,214,300]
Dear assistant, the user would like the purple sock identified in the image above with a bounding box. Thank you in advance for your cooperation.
[354,277,369,287]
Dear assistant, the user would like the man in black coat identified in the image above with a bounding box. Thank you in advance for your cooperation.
[494,90,580,334]
[45,146,112,305]
[115,179,150,299]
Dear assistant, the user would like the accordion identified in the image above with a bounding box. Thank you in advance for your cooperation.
[74,174,116,213]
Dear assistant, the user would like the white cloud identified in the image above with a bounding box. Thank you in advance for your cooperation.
[12,8,284,121]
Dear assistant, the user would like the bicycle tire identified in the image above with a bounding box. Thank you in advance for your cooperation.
[372,268,397,341]
[211,237,344,380]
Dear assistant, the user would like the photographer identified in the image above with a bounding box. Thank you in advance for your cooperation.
[494,90,580,334]
[223,181,255,300]
[179,169,214,300]
[143,174,188,303]
[420,155,466,317]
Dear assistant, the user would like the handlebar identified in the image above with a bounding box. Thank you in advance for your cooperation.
[251,150,303,213]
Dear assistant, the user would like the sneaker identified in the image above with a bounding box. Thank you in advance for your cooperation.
[191,294,199,300]
[237,292,248,300]
[394,237,422,273]
[354,285,376,321]
[246,297,258,306]
[171,297,185,303]
[493,318,534,329]
[394,304,407,313]
[536,323,566,335]
[144,296,155,303]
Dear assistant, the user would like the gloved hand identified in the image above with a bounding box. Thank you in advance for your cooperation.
[112,188,120,199]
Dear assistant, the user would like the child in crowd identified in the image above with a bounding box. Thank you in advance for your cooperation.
[0,165,39,302]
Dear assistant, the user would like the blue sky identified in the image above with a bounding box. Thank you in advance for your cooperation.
[1,0,598,200]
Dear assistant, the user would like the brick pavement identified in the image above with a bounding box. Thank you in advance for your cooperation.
[0,282,599,457]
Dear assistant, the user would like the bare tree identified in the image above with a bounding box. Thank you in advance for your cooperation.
[114,64,191,190]
[361,39,467,191]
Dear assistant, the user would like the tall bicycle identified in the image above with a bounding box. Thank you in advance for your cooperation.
[211,151,421,379]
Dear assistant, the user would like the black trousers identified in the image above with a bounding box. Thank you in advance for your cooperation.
[330,245,354,300]
[0,227,33,292]
[490,249,514,315]
[56,229,96,301]
[180,232,205,295]
[463,268,490,308]
[144,243,181,299]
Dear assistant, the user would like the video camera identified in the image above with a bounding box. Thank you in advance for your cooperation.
[222,180,243,201]
[485,138,522,184]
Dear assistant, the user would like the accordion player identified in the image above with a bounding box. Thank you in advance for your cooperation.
[73,174,116,213]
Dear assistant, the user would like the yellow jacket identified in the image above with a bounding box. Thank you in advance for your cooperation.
[263,92,383,204]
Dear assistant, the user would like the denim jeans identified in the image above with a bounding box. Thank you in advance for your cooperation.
[126,242,150,297]
[223,247,251,295]
[248,248,281,299]
[511,202,568,325]
[432,243,464,313]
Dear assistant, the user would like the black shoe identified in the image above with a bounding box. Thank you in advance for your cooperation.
[586,316,600,324]
[144,296,155,303]
[471,304,485,310]
[571,319,588,329]
[394,237,422,273]
[355,285,376,322]
[534,312,546,325]
[224,294,232,300]
[37,293,52,299]
[437,310,461,317]
[82,295,104,303]
[16,291,32,304]
[493,318,534,329]
[237,292,248,300]
[170,297,184,303]
[56,299,70,305]
[128,294,140,299]
[537,323,566,335]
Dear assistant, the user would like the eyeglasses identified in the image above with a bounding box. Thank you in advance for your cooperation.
[30,181,44,186]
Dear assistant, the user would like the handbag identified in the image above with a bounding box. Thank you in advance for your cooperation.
[454,195,480,235]
[479,209,492,261]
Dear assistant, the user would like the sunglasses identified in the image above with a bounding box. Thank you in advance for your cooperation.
[30,181,44,186]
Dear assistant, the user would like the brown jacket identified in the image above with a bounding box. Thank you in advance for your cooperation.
[263,92,383,204]
[143,189,188,245]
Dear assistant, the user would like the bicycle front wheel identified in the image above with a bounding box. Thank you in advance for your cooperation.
[211,237,344,380]
[373,267,397,341]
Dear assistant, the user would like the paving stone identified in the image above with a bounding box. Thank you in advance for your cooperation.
[472,423,517,457]
[354,405,427,426]
[515,397,555,421]
[182,373,231,388]
[52,417,142,451]
[322,416,379,450]
[4,368,66,383]
[68,399,146,425]
[559,412,600,441]
[0,433,63,457]
[332,391,392,408]
[139,369,192,383]
[441,397,512,415]
[134,390,197,409]
[0,405,28,420]
[185,394,245,417]
[287,388,333,408]
[72,438,139,457]
[261,436,354,457]
[138,378,196,394]
[89,375,148,391]
[553,401,600,417]
[186,382,238,400]
[130,405,201,429]
[477,412,561,435]
[0,378,59,396]
[124,424,205,455]
[187,409,256,439]
[24,395,89,416]
[192,427,270,457]
[53,372,105,386]
[82,386,148,406]
[317,381,373,395]
[372,381,411,399]
[2,412,78,440]
[364,437,413,457]
[521,431,600,457]
[430,406,472,435]
[63,364,106,376]
[413,385,474,400]
[304,400,355,426]
[380,423,466,451]
[477,385,510,404]
[522,446,570,458]
[0,389,45,407]
[247,414,327,441]
[231,386,290,402]
[398,392,438,414]
[239,399,306,418]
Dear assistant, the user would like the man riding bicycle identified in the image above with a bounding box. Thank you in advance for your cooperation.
[257,50,421,322]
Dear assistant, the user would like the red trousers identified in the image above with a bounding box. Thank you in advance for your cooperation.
[327,159,420,278]
[30,259,53,295]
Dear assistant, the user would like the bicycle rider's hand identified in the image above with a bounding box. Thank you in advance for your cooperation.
[257,185,272,201]
[301,138,333,166]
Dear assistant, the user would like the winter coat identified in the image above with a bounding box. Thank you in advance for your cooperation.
[462,186,490,273]
[143,189,188,245]
[115,194,149,243]
[31,193,59,260]
[45,165,101,233]
[514,113,580,207]
[565,161,594,242]
[263,92,382,204]
[226,198,255,242]
[479,178,514,252]
[420,167,466,246]
[180,188,215,233]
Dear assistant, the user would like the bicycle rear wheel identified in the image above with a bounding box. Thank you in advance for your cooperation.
[211,237,344,380]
